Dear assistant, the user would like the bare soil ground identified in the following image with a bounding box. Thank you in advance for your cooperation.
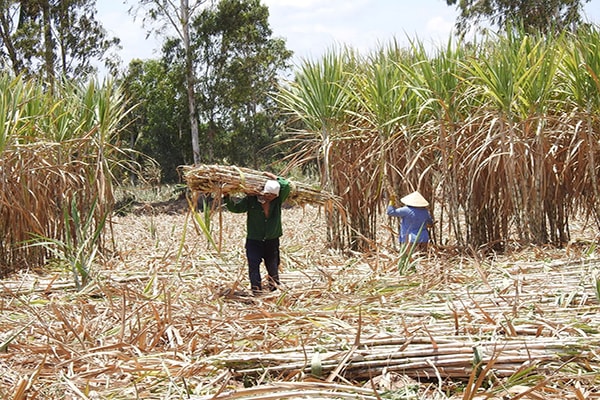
[1,197,599,399]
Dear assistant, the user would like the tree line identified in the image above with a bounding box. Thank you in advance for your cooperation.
[0,0,593,184]
[0,0,293,184]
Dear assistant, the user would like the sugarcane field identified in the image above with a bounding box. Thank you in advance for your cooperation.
[1,166,600,399]
[2,25,600,400]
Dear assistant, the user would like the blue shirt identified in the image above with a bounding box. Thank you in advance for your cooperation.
[387,205,433,243]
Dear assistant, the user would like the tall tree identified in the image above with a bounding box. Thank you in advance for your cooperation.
[127,0,291,173]
[191,0,292,165]
[133,0,207,165]
[0,0,120,82]
[446,0,592,36]
[121,58,189,183]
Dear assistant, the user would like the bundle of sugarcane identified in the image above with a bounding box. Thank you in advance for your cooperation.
[212,336,600,381]
[180,164,342,208]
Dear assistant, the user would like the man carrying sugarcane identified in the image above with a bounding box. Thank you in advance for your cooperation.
[224,172,291,295]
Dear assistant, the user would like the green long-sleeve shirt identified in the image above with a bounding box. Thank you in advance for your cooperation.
[225,177,291,240]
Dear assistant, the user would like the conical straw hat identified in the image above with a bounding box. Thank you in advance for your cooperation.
[401,191,429,207]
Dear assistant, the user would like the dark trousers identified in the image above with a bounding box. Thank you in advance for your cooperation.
[245,238,280,292]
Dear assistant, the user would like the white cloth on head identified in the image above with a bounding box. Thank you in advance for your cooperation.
[262,179,280,196]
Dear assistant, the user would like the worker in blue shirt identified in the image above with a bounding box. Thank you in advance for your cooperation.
[387,191,433,253]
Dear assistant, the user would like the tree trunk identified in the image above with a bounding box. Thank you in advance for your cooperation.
[181,0,201,164]
[41,0,55,87]
[0,10,22,75]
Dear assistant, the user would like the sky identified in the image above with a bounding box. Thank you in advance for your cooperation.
[98,0,600,73]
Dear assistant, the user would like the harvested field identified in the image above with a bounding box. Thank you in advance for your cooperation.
[1,197,600,399]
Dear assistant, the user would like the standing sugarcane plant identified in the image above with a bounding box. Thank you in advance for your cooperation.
[342,45,407,249]
[26,198,106,290]
[0,74,132,279]
[458,30,545,248]
[560,27,600,231]
[401,37,469,246]
[274,25,600,252]
[274,49,353,248]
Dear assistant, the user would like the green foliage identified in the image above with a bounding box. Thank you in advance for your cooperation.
[561,26,600,111]
[191,0,292,165]
[123,0,292,177]
[25,197,107,290]
[0,0,120,81]
[275,26,600,250]
[188,196,219,253]
[274,49,353,184]
[121,59,190,183]
[0,74,36,154]
[446,0,592,37]
[397,243,421,275]
[0,74,134,275]
[397,225,428,275]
